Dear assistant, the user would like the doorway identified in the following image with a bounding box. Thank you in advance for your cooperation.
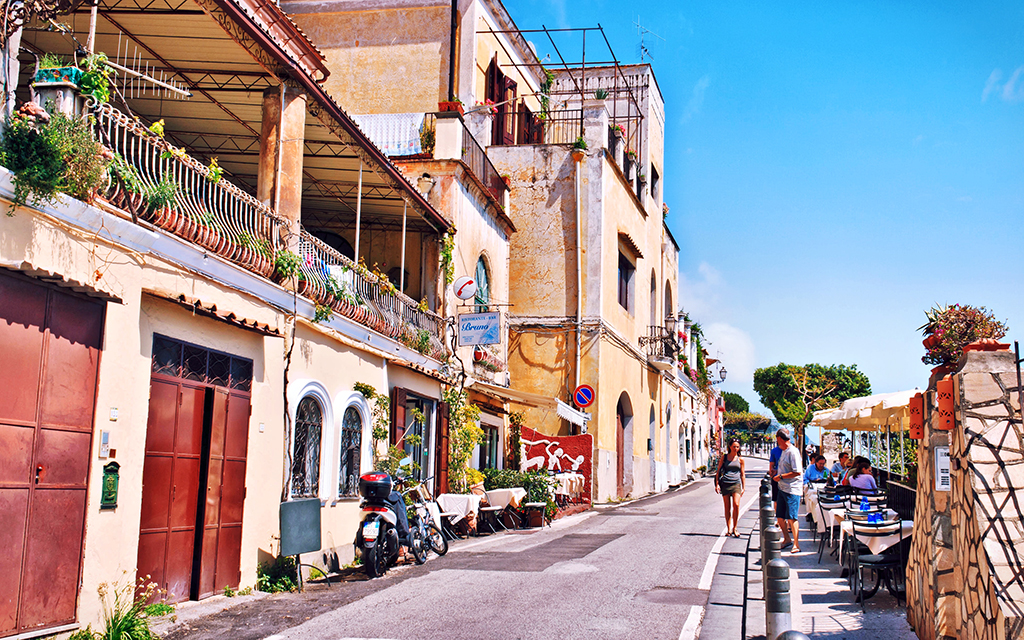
[616,393,633,498]
[137,335,252,603]
[0,272,104,637]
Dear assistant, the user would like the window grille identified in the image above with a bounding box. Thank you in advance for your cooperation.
[339,407,362,497]
[291,396,323,498]
[151,334,253,391]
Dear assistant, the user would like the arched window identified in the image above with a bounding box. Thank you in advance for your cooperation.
[475,256,490,309]
[338,406,363,497]
[291,396,323,498]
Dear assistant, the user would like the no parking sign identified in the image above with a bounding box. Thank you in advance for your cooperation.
[573,384,595,408]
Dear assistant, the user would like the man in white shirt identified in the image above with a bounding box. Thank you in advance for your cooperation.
[772,427,804,553]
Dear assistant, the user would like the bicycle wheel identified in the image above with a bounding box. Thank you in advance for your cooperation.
[427,523,448,556]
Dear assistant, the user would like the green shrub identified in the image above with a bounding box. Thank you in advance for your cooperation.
[482,468,557,518]
[96,575,160,640]
[256,556,297,593]
[68,627,97,640]
[143,602,173,617]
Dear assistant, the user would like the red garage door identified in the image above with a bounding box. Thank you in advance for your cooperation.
[0,271,104,638]
[137,335,252,603]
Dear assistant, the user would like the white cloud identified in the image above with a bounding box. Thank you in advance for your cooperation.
[682,75,710,123]
[703,322,757,387]
[678,260,723,320]
[982,66,1024,103]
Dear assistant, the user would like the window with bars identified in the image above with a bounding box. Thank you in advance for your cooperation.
[475,256,490,310]
[338,406,363,497]
[151,334,253,391]
[478,425,500,470]
[291,396,323,498]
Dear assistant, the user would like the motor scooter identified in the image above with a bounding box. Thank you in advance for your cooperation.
[353,458,427,577]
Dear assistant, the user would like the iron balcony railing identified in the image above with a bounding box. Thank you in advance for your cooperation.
[457,115,507,203]
[296,230,446,359]
[639,325,679,369]
[92,102,285,277]
[490,105,583,147]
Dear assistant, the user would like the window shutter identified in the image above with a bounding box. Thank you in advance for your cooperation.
[435,400,450,495]
[390,387,407,445]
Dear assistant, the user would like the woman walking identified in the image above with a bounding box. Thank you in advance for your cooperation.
[716,438,746,537]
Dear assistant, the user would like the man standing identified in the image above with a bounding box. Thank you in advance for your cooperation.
[773,427,803,553]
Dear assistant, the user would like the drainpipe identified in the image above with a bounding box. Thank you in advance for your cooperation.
[448,0,458,100]
[573,149,584,402]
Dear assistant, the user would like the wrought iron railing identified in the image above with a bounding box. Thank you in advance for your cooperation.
[92,102,285,278]
[458,115,506,203]
[490,105,583,147]
[295,230,446,359]
[639,325,678,362]
[887,480,916,521]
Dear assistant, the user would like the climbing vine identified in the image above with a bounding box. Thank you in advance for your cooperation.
[440,233,454,285]
[443,386,483,493]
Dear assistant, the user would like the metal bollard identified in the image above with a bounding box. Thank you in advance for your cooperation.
[765,558,792,640]
[775,632,810,640]
[760,505,775,557]
[762,525,782,593]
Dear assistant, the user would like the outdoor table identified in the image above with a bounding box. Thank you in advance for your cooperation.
[553,472,584,500]
[436,493,482,524]
[484,488,527,509]
[838,512,907,557]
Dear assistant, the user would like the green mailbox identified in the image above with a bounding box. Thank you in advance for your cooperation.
[100,461,120,509]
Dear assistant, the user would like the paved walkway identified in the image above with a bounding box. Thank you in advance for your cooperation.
[730,490,917,639]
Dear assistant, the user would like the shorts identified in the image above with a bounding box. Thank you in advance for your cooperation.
[719,481,742,496]
[770,478,779,503]
[776,490,800,521]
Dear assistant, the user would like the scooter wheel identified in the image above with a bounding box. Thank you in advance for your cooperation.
[410,527,428,565]
[364,538,388,578]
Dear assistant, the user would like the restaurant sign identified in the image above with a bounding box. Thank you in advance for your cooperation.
[935,445,950,491]
[458,312,500,346]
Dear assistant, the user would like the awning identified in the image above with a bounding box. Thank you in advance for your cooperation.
[469,380,591,427]
[1,260,123,303]
[820,389,919,432]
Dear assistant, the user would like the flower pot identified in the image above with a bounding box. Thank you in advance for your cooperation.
[923,334,941,350]
[963,338,1010,353]
[438,101,464,115]
[571,148,585,162]
[34,66,83,85]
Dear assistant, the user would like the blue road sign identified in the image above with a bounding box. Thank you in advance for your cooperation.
[574,384,595,408]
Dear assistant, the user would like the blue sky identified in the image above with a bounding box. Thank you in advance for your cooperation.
[518,0,1024,414]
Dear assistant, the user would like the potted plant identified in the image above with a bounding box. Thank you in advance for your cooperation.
[571,136,587,162]
[33,53,82,85]
[145,173,178,231]
[438,97,464,115]
[920,304,1009,374]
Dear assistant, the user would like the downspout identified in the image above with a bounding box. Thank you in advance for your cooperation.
[574,150,583,403]
[448,0,458,100]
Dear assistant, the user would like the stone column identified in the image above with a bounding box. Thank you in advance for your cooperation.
[433,111,464,161]
[258,83,306,250]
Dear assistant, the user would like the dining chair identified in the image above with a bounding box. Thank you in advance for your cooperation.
[817,495,845,563]
[848,519,905,610]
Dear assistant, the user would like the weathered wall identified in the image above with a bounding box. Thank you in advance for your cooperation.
[908,349,1024,640]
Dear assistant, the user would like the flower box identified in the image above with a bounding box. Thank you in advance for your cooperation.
[34,66,83,85]
[438,101,464,115]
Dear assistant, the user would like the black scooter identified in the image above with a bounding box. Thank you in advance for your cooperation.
[353,460,427,578]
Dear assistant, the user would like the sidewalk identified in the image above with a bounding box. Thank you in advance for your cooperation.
[737,498,916,639]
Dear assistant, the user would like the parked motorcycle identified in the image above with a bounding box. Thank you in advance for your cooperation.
[405,477,448,558]
[354,460,427,578]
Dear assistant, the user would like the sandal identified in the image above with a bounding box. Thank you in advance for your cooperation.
[780,541,793,550]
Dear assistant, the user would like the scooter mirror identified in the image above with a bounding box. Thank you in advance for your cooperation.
[400,456,413,467]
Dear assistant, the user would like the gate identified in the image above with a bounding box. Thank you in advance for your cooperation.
[137,335,252,602]
[0,271,104,638]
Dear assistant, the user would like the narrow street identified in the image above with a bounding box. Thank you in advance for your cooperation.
[165,458,766,640]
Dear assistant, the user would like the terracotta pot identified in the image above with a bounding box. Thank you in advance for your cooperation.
[923,334,941,350]
[438,101,464,115]
[930,363,955,379]
[963,338,1010,353]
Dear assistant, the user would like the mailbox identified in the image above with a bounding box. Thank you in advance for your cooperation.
[100,461,120,509]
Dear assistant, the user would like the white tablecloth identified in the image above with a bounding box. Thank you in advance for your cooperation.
[840,519,912,555]
[436,493,482,524]
[485,488,527,509]
[553,473,584,496]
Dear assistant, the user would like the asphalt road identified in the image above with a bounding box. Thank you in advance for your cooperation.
[167,457,767,640]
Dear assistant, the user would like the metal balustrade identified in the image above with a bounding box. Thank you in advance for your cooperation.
[457,115,507,203]
[296,230,446,358]
[92,102,285,278]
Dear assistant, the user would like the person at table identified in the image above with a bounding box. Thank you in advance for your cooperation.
[840,456,867,485]
[803,454,829,486]
[715,438,746,537]
[848,459,878,491]
[831,452,850,480]
[772,428,803,554]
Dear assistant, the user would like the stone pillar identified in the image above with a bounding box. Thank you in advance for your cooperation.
[433,111,463,161]
[258,83,306,249]
[582,98,609,153]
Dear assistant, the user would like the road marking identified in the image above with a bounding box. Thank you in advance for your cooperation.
[697,494,760,590]
[677,604,704,640]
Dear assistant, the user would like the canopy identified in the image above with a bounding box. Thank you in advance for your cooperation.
[820,389,919,432]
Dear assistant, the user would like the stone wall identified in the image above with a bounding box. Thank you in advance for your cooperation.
[908,349,1024,640]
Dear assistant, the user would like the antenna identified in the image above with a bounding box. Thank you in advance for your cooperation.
[113,32,192,100]
[634,17,665,62]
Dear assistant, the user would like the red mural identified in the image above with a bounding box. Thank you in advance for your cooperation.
[521,426,593,500]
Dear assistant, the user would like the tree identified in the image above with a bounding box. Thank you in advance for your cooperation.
[722,392,750,413]
[723,411,771,431]
[753,363,871,456]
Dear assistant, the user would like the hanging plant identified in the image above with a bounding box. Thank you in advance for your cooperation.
[919,304,1008,367]
[440,233,454,285]
[79,53,112,104]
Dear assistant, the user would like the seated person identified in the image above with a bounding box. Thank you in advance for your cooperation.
[803,454,829,485]
[841,456,869,486]
[847,459,878,491]
[831,451,849,480]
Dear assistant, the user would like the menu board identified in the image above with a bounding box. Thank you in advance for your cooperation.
[935,446,951,492]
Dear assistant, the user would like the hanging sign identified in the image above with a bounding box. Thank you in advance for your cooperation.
[453,276,478,300]
[573,384,595,408]
[458,312,500,346]
[935,445,951,491]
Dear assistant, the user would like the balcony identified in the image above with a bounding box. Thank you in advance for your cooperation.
[92,102,446,356]
[639,326,678,372]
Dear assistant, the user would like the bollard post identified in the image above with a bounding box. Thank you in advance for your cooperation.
[762,525,782,593]
[775,631,810,640]
[765,558,792,640]
[759,505,775,557]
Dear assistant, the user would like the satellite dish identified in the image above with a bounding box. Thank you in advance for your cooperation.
[453,276,477,301]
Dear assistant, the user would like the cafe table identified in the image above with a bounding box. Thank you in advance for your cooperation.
[436,493,482,524]
[484,487,527,510]
[838,510,907,557]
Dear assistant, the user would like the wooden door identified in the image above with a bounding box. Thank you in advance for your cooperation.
[500,77,518,145]
[434,401,450,495]
[616,411,625,499]
[0,272,103,637]
[137,379,205,603]
[194,389,249,599]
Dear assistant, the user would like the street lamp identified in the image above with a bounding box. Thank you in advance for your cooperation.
[719,365,727,382]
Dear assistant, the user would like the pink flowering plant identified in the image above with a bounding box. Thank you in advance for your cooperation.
[919,304,1009,366]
